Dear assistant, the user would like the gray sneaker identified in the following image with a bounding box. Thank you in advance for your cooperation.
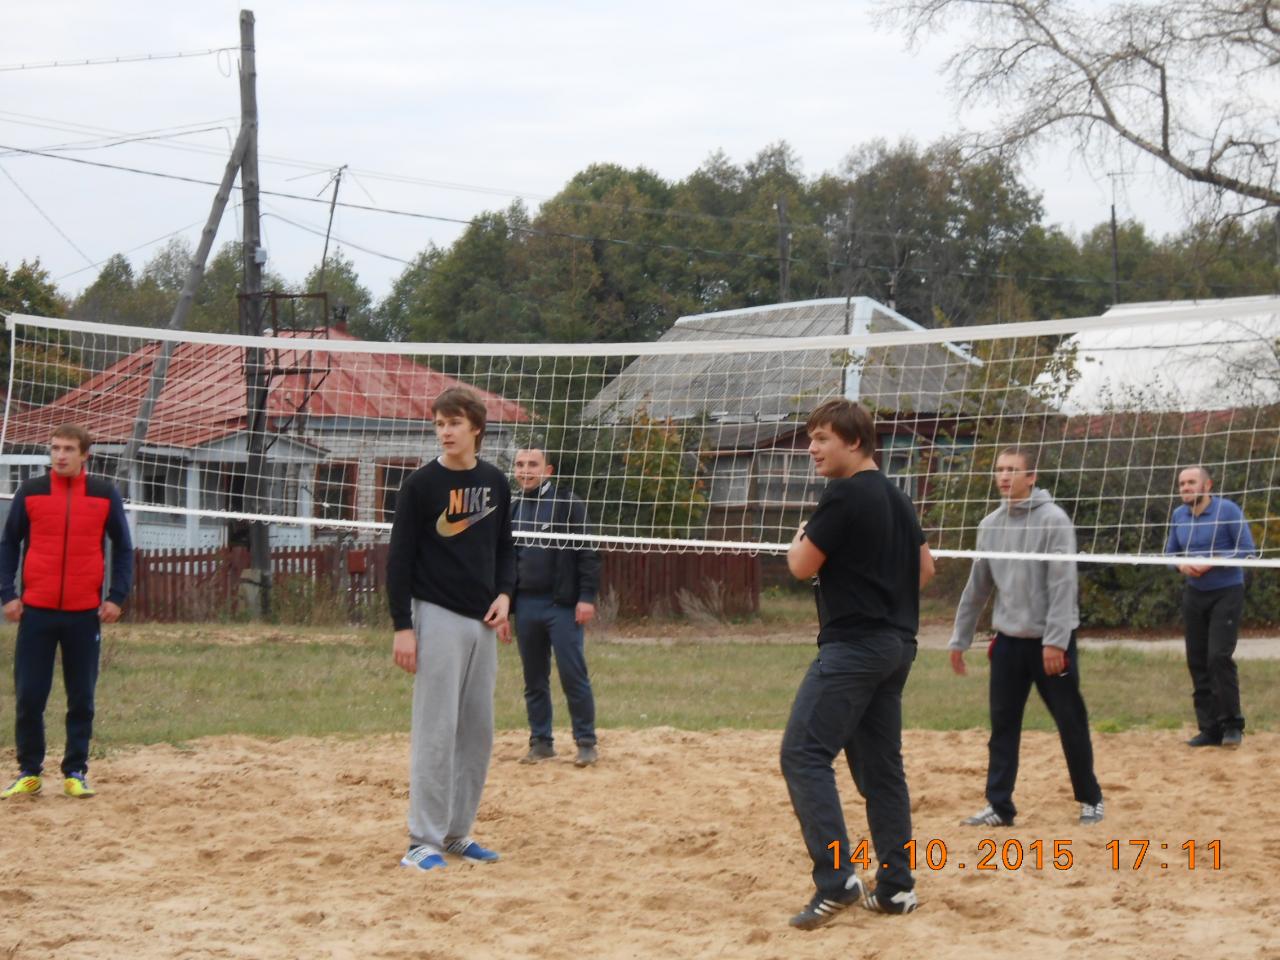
[519,741,556,764]
[574,744,598,767]
[961,804,1014,827]
[1079,800,1105,825]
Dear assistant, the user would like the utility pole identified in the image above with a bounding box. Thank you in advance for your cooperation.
[1273,208,1279,297]
[840,197,855,400]
[239,8,272,618]
[1108,172,1123,306]
[776,195,791,302]
[117,128,248,500]
[316,166,346,302]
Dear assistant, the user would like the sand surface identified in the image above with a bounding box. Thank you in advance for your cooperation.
[2,727,1276,960]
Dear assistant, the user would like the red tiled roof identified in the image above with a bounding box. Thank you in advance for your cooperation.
[5,328,528,449]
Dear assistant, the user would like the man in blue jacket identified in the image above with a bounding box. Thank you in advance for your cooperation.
[511,447,601,767]
[1165,465,1256,749]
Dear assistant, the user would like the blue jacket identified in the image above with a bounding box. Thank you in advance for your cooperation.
[1164,496,1256,591]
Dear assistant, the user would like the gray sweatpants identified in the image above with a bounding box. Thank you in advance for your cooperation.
[407,599,498,851]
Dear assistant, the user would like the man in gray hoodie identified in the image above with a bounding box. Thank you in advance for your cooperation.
[949,448,1104,827]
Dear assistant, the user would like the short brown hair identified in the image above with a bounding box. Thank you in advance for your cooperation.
[432,387,487,451]
[52,424,92,454]
[1179,464,1211,483]
[996,446,1037,473]
[806,398,876,453]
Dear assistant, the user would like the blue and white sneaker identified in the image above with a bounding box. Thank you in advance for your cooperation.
[400,845,447,871]
[445,837,500,863]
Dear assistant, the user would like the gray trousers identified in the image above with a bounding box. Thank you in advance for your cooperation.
[407,600,497,851]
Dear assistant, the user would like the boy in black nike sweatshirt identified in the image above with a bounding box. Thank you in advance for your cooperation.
[387,387,516,872]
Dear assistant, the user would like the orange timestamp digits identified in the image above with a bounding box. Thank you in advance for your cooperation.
[827,839,1223,872]
[826,838,1076,871]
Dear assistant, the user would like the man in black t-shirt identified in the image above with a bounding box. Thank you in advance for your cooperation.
[781,398,934,929]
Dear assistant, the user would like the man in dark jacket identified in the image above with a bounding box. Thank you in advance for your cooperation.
[511,448,601,767]
[0,424,133,800]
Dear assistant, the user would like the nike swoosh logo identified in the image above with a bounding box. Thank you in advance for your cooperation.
[436,504,498,537]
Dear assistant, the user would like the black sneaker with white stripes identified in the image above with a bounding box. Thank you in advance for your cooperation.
[788,874,864,930]
[961,804,1014,827]
[861,885,919,915]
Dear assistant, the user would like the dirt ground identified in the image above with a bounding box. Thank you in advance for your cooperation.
[3,727,1276,960]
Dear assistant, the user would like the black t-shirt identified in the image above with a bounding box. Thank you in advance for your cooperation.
[803,469,925,643]
[386,458,516,629]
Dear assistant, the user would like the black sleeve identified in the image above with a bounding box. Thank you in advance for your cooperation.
[0,487,29,604]
[494,481,517,598]
[568,494,600,603]
[803,485,851,558]
[104,488,134,604]
[386,473,420,631]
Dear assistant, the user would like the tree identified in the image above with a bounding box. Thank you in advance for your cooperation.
[0,260,80,404]
[371,251,433,342]
[884,0,1280,216]
[405,203,534,343]
[72,254,171,329]
[302,248,375,336]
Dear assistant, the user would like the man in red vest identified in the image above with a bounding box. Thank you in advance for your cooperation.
[0,424,133,800]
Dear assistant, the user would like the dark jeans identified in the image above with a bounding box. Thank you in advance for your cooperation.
[13,607,102,777]
[780,634,916,899]
[986,632,1101,821]
[1182,585,1245,736]
[514,593,596,746]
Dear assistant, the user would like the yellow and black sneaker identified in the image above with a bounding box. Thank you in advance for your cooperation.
[63,773,96,799]
[1,774,42,799]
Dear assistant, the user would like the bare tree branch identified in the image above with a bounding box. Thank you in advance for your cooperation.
[879,0,1280,212]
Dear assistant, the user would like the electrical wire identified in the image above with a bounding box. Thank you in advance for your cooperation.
[0,48,237,72]
[1,142,1267,298]
[0,164,95,266]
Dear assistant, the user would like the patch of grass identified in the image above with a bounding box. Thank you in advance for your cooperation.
[0,625,1275,758]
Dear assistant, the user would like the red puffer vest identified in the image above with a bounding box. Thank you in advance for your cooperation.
[21,469,112,611]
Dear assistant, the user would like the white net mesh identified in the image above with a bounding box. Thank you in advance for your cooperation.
[2,295,1277,564]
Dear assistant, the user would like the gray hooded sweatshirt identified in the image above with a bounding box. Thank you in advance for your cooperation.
[949,487,1079,652]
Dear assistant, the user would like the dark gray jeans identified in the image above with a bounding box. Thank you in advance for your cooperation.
[1183,584,1246,735]
[780,634,916,899]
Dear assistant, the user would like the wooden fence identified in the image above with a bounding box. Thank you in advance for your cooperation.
[128,544,759,623]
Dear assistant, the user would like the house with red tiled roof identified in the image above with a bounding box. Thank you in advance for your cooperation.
[2,326,528,549]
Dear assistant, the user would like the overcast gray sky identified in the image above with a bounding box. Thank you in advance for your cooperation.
[2,0,1186,305]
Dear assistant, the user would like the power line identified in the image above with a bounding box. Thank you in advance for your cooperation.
[0,109,975,245]
[0,164,95,266]
[54,215,222,282]
[0,47,237,72]
[1,142,1265,298]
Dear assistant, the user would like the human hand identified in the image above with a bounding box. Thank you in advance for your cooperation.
[99,601,123,623]
[2,599,22,622]
[483,593,510,630]
[1042,645,1068,676]
[575,602,596,626]
[949,649,967,676]
[393,629,417,673]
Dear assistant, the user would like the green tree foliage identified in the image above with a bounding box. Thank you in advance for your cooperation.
[302,248,375,337]
[404,204,534,343]
[0,259,75,402]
